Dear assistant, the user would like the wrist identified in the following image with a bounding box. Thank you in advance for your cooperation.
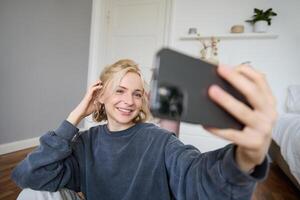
[67,111,83,126]
[235,147,257,173]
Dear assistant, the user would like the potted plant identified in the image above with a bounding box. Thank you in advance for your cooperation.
[246,8,277,33]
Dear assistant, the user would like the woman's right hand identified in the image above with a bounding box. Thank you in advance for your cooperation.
[67,80,103,126]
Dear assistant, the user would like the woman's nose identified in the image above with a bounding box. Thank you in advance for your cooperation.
[122,93,134,105]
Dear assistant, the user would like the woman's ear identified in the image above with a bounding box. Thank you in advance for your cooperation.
[97,95,104,104]
[97,91,106,104]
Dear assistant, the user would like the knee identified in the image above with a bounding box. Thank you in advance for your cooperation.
[17,188,53,200]
[17,188,82,200]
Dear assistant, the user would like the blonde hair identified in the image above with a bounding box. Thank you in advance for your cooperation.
[93,59,151,123]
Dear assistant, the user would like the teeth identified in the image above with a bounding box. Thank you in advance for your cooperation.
[118,108,132,113]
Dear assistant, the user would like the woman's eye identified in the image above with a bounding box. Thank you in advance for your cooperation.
[115,89,124,94]
[134,93,142,98]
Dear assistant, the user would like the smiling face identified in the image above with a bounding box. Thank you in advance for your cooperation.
[93,59,151,128]
[101,72,144,131]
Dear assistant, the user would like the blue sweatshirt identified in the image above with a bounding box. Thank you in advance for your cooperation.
[11,120,268,200]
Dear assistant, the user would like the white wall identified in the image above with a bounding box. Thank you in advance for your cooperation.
[170,0,300,152]
[170,0,300,114]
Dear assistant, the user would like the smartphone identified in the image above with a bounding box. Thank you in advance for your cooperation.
[150,48,249,130]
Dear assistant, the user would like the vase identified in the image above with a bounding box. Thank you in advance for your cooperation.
[254,20,269,33]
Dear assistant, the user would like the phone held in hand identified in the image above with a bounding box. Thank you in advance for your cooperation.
[150,48,249,130]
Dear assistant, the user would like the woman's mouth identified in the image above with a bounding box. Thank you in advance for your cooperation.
[117,107,134,115]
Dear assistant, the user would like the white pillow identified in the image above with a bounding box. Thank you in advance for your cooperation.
[286,85,300,114]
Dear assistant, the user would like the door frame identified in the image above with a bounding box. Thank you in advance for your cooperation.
[85,0,174,128]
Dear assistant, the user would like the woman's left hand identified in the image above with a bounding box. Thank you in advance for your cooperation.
[207,64,278,173]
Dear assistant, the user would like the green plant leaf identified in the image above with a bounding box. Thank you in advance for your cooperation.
[246,8,277,26]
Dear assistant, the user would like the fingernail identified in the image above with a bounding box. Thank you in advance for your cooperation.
[208,85,221,98]
[218,65,232,75]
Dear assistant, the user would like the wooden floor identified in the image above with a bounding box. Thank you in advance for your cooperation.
[1,147,300,200]
[0,147,36,200]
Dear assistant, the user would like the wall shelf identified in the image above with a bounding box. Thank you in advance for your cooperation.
[180,33,279,40]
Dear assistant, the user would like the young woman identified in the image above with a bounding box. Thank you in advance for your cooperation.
[12,59,277,200]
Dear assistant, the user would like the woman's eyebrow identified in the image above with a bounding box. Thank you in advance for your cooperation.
[134,89,143,93]
[118,86,143,92]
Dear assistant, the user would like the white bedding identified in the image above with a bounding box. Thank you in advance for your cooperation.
[272,113,300,184]
[286,85,300,114]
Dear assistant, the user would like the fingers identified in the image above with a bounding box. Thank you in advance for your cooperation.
[208,84,275,132]
[207,64,277,167]
[236,65,267,90]
[236,65,276,108]
[208,85,258,127]
[89,80,102,91]
[217,65,267,111]
[92,79,102,85]
[217,64,277,116]
[207,127,248,147]
[86,80,103,101]
[207,127,269,151]
[209,64,278,130]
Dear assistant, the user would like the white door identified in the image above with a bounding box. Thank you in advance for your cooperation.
[104,0,170,83]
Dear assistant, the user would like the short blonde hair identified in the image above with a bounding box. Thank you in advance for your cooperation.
[93,59,151,123]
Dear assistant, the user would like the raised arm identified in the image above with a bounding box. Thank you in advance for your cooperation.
[11,80,103,191]
[207,64,277,173]
[164,136,268,199]
[165,64,276,199]
[11,121,81,192]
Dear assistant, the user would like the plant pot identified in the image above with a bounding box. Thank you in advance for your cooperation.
[254,20,269,33]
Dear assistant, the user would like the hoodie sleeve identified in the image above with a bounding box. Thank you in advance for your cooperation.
[11,120,82,192]
[164,135,268,200]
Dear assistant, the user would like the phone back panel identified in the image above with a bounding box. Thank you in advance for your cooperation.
[150,48,246,129]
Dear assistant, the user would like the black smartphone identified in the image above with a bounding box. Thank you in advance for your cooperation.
[150,48,249,130]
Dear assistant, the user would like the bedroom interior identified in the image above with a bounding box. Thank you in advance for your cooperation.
[1,0,300,200]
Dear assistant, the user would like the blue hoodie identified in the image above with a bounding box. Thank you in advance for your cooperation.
[12,120,268,200]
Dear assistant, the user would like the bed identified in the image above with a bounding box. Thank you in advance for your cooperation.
[269,85,300,190]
